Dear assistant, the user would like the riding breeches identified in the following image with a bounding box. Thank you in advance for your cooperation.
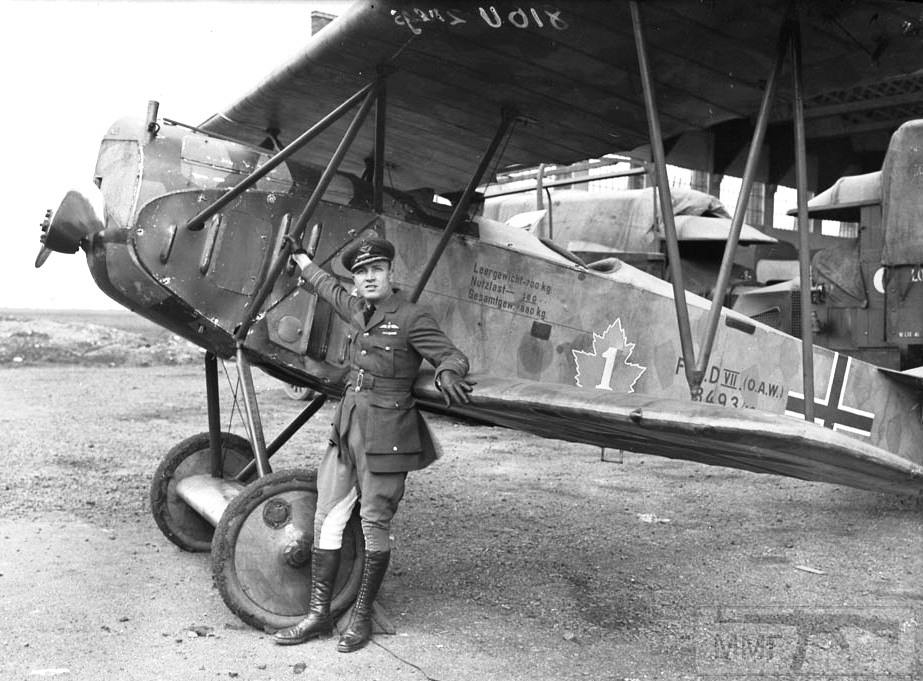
[313,418,407,553]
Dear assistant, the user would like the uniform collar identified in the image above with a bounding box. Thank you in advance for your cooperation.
[358,289,402,329]
[375,289,403,313]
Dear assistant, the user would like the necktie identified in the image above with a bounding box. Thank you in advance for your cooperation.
[363,304,375,325]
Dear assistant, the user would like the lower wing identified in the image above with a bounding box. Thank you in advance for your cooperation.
[414,374,923,496]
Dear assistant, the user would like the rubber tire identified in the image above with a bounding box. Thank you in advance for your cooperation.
[283,383,317,401]
[211,468,364,631]
[150,432,253,552]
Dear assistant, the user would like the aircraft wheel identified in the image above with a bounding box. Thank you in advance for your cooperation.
[150,432,253,553]
[283,383,317,401]
[211,468,364,631]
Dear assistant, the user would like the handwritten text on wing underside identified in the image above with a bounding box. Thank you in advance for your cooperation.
[392,6,569,35]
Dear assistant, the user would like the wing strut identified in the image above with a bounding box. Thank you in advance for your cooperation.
[235,81,381,343]
[184,81,377,232]
[629,2,697,394]
[632,3,815,408]
[689,12,815,419]
[790,16,817,422]
[410,108,518,302]
[226,81,382,474]
[694,20,790,395]
[373,70,387,214]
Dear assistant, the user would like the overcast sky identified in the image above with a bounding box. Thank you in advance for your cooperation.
[1,0,807,312]
[1,0,348,310]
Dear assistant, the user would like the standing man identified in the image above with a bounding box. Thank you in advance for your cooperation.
[274,237,474,652]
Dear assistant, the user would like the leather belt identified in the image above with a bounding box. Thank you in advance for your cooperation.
[349,369,413,393]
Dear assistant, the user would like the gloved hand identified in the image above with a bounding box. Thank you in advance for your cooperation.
[291,248,312,272]
[437,371,475,407]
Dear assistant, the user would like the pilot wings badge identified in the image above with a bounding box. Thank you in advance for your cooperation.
[380,321,400,336]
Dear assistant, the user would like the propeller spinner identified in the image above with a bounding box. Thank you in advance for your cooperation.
[35,186,105,268]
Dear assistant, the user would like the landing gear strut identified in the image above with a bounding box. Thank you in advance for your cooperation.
[149,352,363,630]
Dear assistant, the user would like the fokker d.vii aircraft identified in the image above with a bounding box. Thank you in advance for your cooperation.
[35,1,923,632]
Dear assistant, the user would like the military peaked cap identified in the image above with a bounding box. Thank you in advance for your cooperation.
[342,237,395,272]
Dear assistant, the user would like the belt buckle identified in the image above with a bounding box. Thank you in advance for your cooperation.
[355,369,364,392]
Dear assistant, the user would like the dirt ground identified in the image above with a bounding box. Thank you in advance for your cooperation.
[0,313,921,680]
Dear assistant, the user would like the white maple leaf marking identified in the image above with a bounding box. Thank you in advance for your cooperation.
[573,318,646,393]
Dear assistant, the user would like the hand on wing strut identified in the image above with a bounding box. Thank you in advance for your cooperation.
[291,248,312,272]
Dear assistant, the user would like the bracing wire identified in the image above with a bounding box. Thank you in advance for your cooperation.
[220,358,244,436]
[386,163,395,195]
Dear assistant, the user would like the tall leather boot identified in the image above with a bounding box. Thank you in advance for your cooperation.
[273,547,340,645]
[337,550,390,653]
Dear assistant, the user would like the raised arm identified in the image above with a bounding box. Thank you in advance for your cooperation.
[293,251,361,323]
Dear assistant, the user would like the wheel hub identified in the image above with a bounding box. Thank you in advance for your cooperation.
[283,538,313,568]
[262,498,292,528]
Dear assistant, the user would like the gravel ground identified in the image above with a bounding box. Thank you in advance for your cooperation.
[1,361,921,681]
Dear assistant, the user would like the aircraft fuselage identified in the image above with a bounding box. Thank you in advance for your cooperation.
[85,118,923,470]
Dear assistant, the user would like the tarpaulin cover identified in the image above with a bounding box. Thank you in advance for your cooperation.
[482,187,729,252]
[791,171,881,222]
[812,240,866,308]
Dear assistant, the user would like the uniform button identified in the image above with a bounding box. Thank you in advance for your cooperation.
[392,446,398,451]
[363,332,369,336]
[361,350,367,355]
[385,346,391,351]
[394,402,399,407]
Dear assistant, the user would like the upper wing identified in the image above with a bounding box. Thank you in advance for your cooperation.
[200,1,923,194]
[413,373,923,496]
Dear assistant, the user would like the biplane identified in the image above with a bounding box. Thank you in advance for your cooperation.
[34,0,923,632]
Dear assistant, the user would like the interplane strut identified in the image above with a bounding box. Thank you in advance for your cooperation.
[631,1,816,417]
[629,1,697,394]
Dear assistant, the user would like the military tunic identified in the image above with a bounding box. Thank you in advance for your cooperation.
[301,262,469,550]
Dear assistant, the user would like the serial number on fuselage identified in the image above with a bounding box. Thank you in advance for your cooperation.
[676,358,786,409]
